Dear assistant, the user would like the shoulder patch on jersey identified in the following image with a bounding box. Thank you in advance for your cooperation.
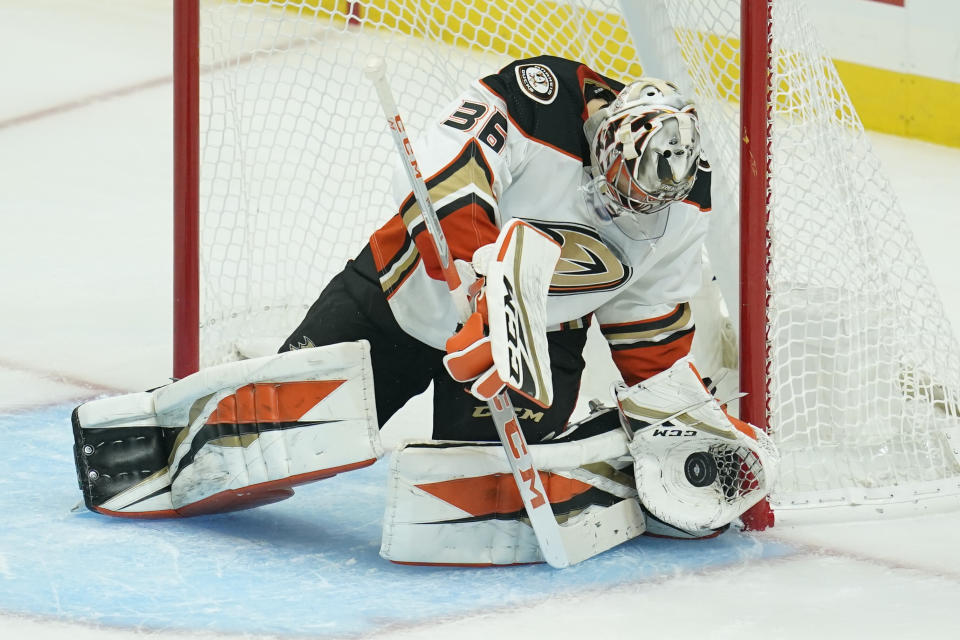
[515,63,558,105]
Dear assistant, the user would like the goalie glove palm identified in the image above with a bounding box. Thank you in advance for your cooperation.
[617,357,780,532]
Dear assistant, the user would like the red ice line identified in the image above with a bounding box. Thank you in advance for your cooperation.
[0,75,172,131]
[0,28,321,132]
[0,357,127,411]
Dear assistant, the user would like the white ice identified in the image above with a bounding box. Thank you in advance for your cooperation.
[2,1,960,638]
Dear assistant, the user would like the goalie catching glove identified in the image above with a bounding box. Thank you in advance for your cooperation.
[443,219,560,407]
[615,357,780,532]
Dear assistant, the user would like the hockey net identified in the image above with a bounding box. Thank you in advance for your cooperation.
[183,0,960,520]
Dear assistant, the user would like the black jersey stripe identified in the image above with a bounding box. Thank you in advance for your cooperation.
[607,326,696,351]
[601,303,692,340]
[375,221,416,280]
[398,138,495,224]
[382,249,421,300]
[406,191,498,242]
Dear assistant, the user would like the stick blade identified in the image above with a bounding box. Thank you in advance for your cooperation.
[559,499,646,566]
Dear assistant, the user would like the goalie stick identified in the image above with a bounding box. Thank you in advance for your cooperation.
[365,57,644,567]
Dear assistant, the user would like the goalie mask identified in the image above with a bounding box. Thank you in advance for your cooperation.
[585,78,702,217]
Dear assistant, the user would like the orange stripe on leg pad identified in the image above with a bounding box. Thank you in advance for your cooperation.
[416,472,594,517]
[206,379,347,425]
[237,384,256,423]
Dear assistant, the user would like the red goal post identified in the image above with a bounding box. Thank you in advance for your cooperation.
[737,0,774,529]
[174,0,199,380]
[172,0,960,527]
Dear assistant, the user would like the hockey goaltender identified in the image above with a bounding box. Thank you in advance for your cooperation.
[71,55,779,567]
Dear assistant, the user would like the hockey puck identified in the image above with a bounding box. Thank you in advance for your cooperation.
[684,451,718,487]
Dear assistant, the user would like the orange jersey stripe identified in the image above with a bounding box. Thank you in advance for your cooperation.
[412,202,500,281]
[370,214,411,274]
[611,330,695,386]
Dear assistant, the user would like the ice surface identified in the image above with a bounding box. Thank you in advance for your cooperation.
[0,404,796,637]
[2,2,959,639]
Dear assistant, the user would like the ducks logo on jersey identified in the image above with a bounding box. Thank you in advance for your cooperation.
[528,221,632,295]
[515,63,558,105]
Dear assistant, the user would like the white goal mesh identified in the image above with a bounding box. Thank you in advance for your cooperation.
[641,0,960,516]
[195,0,960,518]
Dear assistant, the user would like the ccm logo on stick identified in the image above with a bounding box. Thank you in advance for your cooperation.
[391,115,421,178]
[503,415,546,509]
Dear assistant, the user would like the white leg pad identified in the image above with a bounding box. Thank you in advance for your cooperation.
[74,341,380,517]
[380,429,641,566]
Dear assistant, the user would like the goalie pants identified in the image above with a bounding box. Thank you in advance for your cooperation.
[280,246,589,443]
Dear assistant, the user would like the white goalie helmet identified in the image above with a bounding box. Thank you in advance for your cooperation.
[585,78,702,216]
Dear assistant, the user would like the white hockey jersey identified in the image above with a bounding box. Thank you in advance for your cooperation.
[368,56,712,386]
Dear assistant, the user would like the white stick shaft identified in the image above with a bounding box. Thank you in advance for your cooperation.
[364,57,570,567]
[364,57,473,321]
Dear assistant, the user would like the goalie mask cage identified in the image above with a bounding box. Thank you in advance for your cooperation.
[173,0,960,526]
